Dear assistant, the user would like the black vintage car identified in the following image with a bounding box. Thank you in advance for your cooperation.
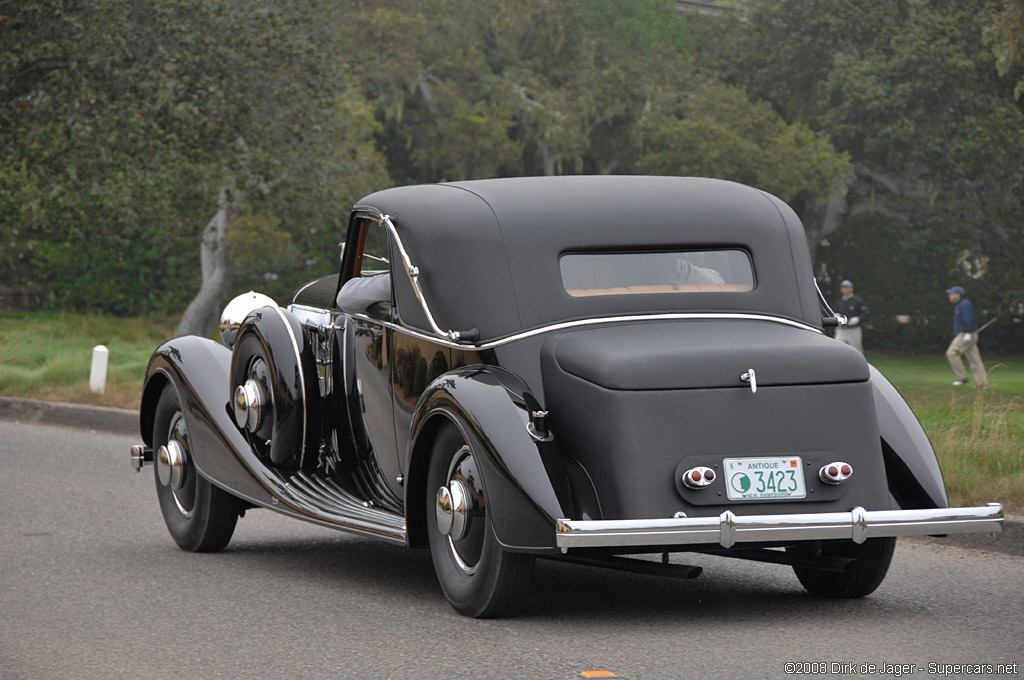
[131,176,1003,617]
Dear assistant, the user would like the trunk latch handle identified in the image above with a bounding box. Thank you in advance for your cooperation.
[740,369,758,394]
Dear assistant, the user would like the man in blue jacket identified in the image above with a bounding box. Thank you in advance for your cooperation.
[945,286,988,388]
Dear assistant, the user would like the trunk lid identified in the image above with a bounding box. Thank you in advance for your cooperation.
[541,320,889,522]
[549,319,867,391]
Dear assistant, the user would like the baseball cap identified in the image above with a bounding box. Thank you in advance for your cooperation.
[840,280,853,288]
[946,286,965,295]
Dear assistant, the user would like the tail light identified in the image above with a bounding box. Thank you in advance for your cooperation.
[819,461,853,485]
[683,466,716,489]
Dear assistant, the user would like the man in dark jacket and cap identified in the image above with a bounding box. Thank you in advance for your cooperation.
[945,286,987,388]
[833,280,870,353]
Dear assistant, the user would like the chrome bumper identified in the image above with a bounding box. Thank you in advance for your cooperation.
[555,503,1004,551]
[130,444,153,472]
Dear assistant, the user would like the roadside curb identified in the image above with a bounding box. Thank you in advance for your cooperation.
[0,396,138,436]
[0,396,1020,557]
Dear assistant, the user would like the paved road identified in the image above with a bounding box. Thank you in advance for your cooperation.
[2,420,1021,680]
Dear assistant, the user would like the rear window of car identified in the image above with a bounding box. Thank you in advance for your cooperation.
[559,249,755,297]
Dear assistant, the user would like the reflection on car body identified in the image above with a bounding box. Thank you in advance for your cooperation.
[130,176,1003,617]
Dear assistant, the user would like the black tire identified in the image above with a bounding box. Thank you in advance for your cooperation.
[789,537,897,598]
[425,422,534,618]
[153,385,240,552]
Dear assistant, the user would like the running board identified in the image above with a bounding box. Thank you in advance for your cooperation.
[267,470,407,545]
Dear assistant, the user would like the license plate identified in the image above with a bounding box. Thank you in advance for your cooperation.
[724,456,806,500]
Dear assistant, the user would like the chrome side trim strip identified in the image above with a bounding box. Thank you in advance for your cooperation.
[348,311,824,351]
[292,297,825,351]
[555,503,1004,551]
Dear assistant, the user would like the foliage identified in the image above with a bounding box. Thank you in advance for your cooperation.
[984,0,1024,101]
[1,0,387,315]
[348,0,848,189]
[693,0,1024,354]
[5,0,1018,359]
[0,161,49,307]
[636,81,852,204]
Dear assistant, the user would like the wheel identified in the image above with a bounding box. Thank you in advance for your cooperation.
[229,306,317,468]
[426,422,534,617]
[153,384,240,552]
[789,537,897,598]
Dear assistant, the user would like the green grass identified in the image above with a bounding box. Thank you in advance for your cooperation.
[0,311,176,409]
[867,353,1024,514]
[1,312,1020,512]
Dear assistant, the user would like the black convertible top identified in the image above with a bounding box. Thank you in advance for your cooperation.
[355,176,821,339]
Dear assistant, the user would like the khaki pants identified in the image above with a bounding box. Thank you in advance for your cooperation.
[834,326,863,353]
[946,333,987,387]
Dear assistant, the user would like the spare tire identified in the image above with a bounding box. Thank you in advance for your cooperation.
[229,305,319,468]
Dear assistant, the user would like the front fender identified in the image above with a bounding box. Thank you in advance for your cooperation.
[406,367,570,553]
[869,365,949,509]
[140,336,277,508]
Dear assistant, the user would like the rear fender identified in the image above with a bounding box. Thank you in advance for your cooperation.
[869,365,949,509]
[141,336,278,507]
[406,367,569,552]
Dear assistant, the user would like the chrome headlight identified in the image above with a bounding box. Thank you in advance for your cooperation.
[219,291,277,348]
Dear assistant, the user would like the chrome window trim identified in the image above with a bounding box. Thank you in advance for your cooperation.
[350,206,826,348]
[815,277,847,327]
[353,206,464,341]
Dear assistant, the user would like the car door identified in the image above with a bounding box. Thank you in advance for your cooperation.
[336,216,404,503]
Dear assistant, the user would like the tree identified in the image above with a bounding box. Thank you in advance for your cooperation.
[346,0,850,204]
[985,0,1024,101]
[3,0,871,338]
[635,80,852,207]
[0,0,388,333]
[692,0,1024,351]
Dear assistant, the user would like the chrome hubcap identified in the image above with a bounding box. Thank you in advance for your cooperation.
[161,412,195,518]
[156,439,187,490]
[233,378,265,431]
[435,444,485,574]
[435,479,470,541]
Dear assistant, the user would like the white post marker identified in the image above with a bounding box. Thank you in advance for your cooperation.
[90,345,109,394]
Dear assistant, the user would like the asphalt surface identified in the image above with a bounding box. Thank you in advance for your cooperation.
[1,404,1022,679]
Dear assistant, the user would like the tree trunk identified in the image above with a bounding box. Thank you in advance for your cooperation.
[537,139,557,176]
[174,186,238,337]
[801,182,850,260]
